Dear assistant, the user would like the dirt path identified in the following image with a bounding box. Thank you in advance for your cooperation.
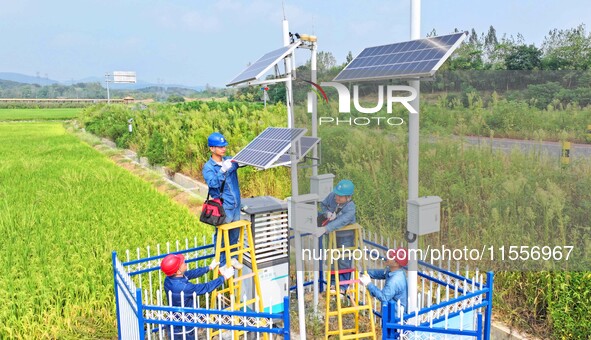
[97,146,203,216]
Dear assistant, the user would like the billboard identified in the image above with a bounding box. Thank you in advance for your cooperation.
[113,71,136,83]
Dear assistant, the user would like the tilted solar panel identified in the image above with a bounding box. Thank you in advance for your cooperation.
[233,127,307,169]
[334,32,467,82]
[227,41,302,86]
[273,136,320,167]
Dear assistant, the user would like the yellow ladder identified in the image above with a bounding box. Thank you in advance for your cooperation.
[325,223,376,340]
[209,220,267,340]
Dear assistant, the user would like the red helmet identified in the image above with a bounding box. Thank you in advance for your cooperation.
[387,247,408,267]
[160,254,185,276]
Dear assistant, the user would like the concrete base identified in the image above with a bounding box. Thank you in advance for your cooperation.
[491,321,538,339]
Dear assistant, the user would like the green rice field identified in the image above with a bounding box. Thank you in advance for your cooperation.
[0,108,82,121]
[0,122,209,339]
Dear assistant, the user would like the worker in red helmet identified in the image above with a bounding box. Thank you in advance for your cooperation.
[161,254,235,339]
[360,248,408,318]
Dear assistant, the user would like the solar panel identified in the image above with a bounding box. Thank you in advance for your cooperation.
[227,41,302,86]
[233,127,307,169]
[333,32,467,82]
[273,136,320,167]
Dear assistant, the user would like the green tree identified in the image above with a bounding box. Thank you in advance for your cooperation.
[447,28,484,70]
[306,51,337,74]
[542,24,591,70]
[483,25,499,65]
[505,44,542,70]
[167,94,185,103]
[345,51,353,65]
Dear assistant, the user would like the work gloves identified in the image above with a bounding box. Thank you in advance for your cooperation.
[326,211,337,221]
[208,259,220,271]
[359,273,371,287]
[219,266,235,280]
[220,159,234,173]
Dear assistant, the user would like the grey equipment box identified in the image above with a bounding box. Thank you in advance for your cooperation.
[287,193,319,234]
[241,196,289,268]
[407,196,442,235]
[310,174,335,201]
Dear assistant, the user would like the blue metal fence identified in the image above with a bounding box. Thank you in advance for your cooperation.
[112,239,290,340]
[115,232,493,339]
[289,231,494,339]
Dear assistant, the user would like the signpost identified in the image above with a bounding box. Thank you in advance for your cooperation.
[105,71,136,104]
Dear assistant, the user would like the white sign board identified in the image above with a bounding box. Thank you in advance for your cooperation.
[113,71,136,83]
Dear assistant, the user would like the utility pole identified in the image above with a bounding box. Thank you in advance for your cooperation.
[105,73,111,104]
[407,0,421,314]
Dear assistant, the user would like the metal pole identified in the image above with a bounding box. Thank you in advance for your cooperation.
[135,288,145,339]
[382,302,390,340]
[484,272,494,340]
[283,296,291,340]
[311,42,318,177]
[283,20,294,128]
[105,73,111,104]
[112,252,122,338]
[309,40,321,316]
[407,0,421,314]
[284,19,307,339]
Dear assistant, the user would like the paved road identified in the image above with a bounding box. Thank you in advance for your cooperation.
[462,136,591,160]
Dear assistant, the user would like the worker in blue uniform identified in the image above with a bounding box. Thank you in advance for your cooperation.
[202,132,243,269]
[161,253,234,339]
[314,179,356,291]
[360,247,408,338]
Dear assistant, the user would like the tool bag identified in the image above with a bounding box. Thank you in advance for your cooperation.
[200,181,226,226]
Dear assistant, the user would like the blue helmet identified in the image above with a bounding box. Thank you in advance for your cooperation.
[207,132,228,147]
[334,179,354,196]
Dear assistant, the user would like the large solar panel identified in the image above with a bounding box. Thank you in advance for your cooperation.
[273,136,320,167]
[233,127,307,169]
[227,41,302,86]
[334,32,467,82]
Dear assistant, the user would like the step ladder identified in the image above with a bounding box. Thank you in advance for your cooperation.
[325,223,376,340]
[209,220,267,340]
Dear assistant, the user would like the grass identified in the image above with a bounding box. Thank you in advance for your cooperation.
[0,122,210,339]
[0,108,82,120]
[314,125,591,338]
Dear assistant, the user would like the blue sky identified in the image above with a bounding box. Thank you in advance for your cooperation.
[0,0,589,87]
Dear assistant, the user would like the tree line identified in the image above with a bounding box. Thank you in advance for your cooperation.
[233,23,591,109]
[2,23,590,105]
[0,79,233,102]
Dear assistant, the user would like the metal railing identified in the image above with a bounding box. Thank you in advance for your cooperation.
[112,236,290,340]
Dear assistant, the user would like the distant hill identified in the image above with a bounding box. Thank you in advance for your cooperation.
[0,72,206,91]
[73,76,205,91]
[0,79,25,89]
[0,72,59,86]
